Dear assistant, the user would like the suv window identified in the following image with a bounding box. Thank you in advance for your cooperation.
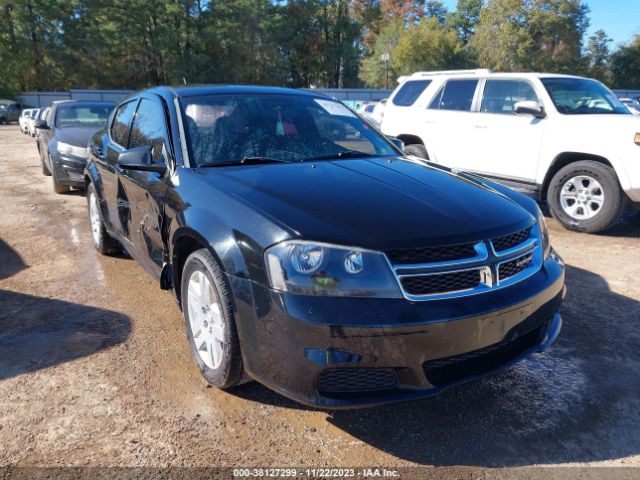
[431,79,479,111]
[481,80,539,114]
[392,80,432,106]
[111,100,138,147]
[129,99,168,163]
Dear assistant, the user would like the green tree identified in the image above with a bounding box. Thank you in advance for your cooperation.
[392,17,467,76]
[611,36,640,89]
[446,0,482,44]
[472,0,589,73]
[424,1,447,23]
[359,18,403,87]
[585,29,612,83]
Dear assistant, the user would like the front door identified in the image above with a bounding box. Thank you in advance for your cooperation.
[466,79,546,183]
[115,97,170,279]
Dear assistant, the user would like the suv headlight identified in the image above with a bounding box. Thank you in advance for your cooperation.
[537,205,551,259]
[265,240,402,298]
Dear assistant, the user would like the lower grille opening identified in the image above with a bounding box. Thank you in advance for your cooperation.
[317,368,398,397]
[401,269,480,296]
[422,326,544,386]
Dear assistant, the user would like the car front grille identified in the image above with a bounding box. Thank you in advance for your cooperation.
[401,269,480,296]
[317,368,398,396]
[498,252,533,281]
[390,224,538,300]
[422,325,544,386]
[386,242,477,264]
[491,227,532,252]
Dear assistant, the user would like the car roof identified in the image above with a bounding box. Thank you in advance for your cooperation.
[401,70,588,82]
[133,85,328,102]
[52,100,115,107]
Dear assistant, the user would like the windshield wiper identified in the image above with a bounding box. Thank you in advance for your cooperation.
[206,156,292,167]
[303,151,375,162]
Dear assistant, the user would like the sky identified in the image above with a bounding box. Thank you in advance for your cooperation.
[440,0,640,46]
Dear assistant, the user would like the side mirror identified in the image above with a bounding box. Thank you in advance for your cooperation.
[34,119,49,129]
[514,100,546,118]
[388,136,405,152]
[117,146,167,174]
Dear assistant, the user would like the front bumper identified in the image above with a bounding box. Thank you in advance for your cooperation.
[52,153,87,188]
[229,254,565,408]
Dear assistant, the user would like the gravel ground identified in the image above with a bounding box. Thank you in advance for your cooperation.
[1,125,639,477]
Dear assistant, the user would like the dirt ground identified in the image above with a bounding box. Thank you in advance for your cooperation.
[1,124,639,476]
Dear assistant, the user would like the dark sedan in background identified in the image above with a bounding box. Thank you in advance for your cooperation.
[84,85,565,408]
[36,100,114,193]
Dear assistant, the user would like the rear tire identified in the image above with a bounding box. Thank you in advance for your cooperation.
[40,149,51,176]
[181,249,244,389]
[547,160,625,233]
[87,183,119,255]
[404,144,429,159]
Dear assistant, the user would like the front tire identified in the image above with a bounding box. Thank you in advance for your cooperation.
[40,149,51,176]
[87,183,119,255]
[52,166,70,194]
[181,249,244,389]
[548,160,625,233]
[404,144,429,159]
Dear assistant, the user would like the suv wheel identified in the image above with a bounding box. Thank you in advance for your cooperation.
[181,249,244,389]
[87,183,120,254]
[404,144,429,159]
[548,160,625,233]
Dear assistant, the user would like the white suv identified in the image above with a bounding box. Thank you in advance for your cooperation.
[380,69,640,233]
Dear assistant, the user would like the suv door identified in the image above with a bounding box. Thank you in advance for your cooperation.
[116,96,170,279]
[470,78,545,184]
[425,78,480,168]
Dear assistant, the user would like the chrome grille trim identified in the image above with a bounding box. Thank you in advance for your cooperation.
[389,224,542,301]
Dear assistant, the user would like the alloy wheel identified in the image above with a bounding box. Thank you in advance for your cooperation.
[88,192,101,246]
[187,270,225,370]
[560,175,604,220]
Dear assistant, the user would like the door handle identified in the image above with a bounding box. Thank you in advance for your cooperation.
[474,125,487,129]
[424,120,437,124]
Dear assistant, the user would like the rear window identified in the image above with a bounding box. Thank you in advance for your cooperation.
[392,80,432,106]
[431,79,479,112]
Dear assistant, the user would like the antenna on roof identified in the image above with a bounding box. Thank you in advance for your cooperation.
[182,77,187,85]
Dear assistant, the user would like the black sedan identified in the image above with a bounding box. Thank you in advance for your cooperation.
[36,100,114,193]
[84,86,565,408]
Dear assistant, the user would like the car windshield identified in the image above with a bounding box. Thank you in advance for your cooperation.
[55,105,113,128]
[541,78,629,115]
[180,93,397,167]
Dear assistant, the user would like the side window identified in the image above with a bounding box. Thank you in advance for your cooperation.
[428,86,444,109]
[436,79,479,111]
[481,80,539,114]
[128,98,168,163]
[110,100,138,148]
[392,80,432,106]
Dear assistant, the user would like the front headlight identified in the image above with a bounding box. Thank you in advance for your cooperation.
[265,240,402,298]
[57,141,88,158]
[537,205,551,259]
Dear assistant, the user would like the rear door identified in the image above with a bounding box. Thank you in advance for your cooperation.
[470,78,545,183]
[426,78,480,168]
[116,96,170,279]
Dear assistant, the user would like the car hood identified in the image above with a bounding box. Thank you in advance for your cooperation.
[199,157,535,250]
[55,127,101,147]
